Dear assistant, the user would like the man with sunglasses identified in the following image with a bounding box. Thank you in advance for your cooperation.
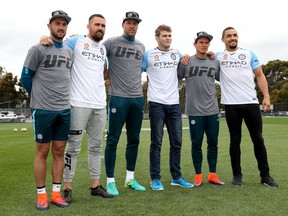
[21,10,73,210]
[178,31,224,187]
[103,11,146,196]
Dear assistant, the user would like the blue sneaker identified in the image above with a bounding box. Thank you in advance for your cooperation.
[171,177,194,188]
[150,179,164,190]
[125,179,146,191]
[107,182,119,196]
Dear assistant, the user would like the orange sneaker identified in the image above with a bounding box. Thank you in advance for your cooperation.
[194,174,203,187]
[36,193,49,210]
[51,192,69,208]
[208,173,225,185]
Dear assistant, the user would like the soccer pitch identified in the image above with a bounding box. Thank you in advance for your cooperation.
[0,117,287,215]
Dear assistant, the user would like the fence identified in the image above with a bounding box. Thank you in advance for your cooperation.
[1,89,287,118]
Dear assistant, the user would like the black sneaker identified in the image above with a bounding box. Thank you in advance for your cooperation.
[90,185,113,198]
[63,188,72,203]
[261,176,279,187]
[232,176,243,186]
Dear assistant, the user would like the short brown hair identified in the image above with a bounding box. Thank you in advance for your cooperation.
[155,24,172,37]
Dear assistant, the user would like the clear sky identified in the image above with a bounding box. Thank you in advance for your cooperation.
[0,0,287,79]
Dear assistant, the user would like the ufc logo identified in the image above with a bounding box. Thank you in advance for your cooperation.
[64,153,72,170]
[115,47,142,60]
[187,66,215,77]
[44,55,73,69]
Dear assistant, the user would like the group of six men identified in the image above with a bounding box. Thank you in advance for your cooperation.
[20,10,278,211]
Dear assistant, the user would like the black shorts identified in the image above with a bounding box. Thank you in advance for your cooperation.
[32,109,71,143]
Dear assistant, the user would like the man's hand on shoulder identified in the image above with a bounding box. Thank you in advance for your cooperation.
[207,51,215,60]
[181,54,190,65]
[40,36,53,46]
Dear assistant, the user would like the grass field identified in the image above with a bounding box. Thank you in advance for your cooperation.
[0,117,287,215]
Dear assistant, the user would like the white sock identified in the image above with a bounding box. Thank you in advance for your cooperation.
[126,170,134,182]
[52,183,61,192]
[107,177,115,185]
[37,186,46,194]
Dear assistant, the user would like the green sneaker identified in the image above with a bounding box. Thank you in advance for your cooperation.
[125,179,146,191]
[107,182,119,196]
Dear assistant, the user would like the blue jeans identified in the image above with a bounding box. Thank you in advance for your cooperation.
[149,102,182,180]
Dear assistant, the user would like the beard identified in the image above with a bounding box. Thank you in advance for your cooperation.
[228,40,237,50]
[51,31,66,40]
[229,44,237,50]
[91,31,104,42]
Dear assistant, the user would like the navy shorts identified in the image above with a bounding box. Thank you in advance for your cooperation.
[32,109,71,143]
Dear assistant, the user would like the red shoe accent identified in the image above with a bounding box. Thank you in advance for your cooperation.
[194,174,203,187]
[36,193,49,210]
[208,173,225,185]
[51,192,69,208]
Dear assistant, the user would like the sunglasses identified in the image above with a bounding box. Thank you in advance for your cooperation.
[126,12,139,18]
[52,10,68,17]
[197,31,208,37]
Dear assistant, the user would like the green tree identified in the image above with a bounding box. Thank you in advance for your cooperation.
[0,66,5,78]
[262,60,288,103]
[215,83,223,110]
[0,72,28,108]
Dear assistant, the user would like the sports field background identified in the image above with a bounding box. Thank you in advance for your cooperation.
[0,117,287,215]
